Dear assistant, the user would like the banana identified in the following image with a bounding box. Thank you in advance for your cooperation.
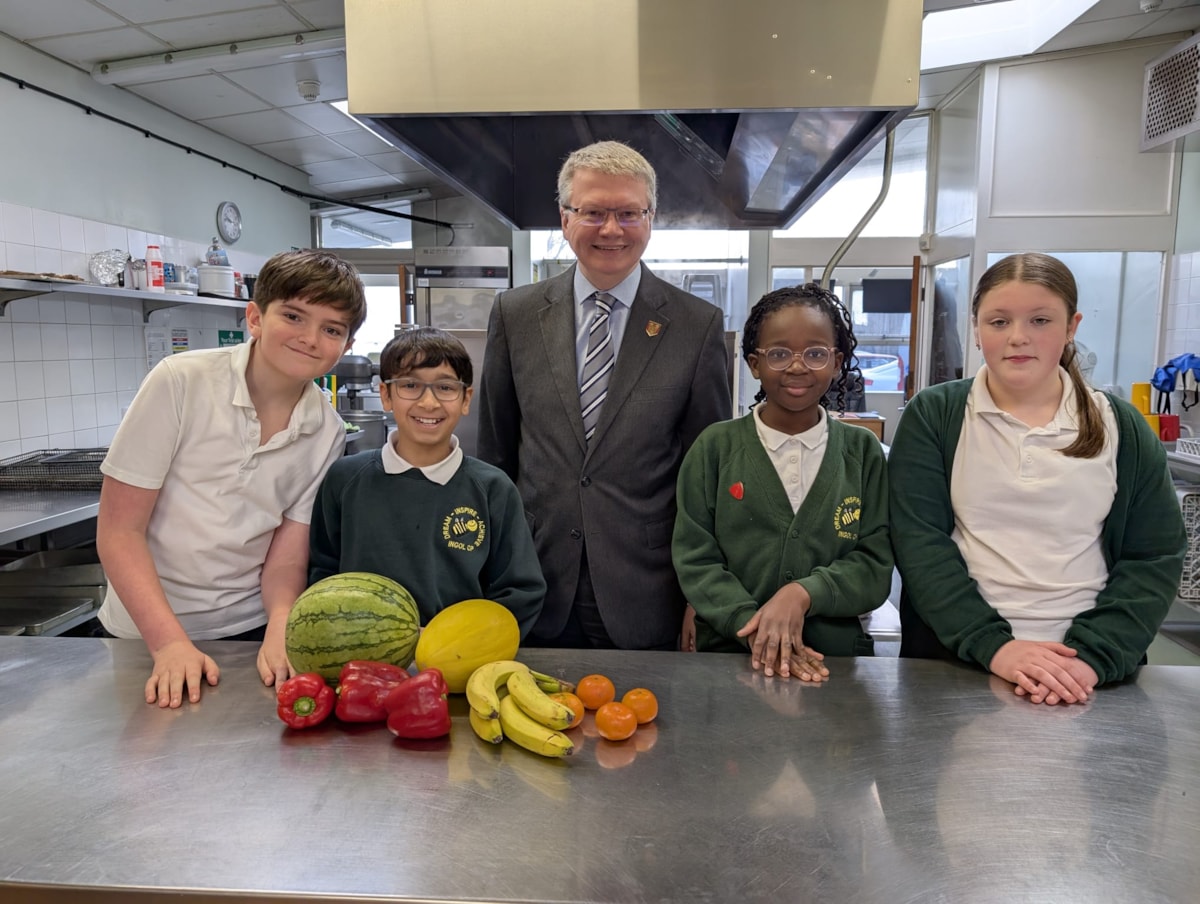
[506,669,575,730]
[529,669,576,694]
[465,660,529,720]
[498,694,575,758]
[468,708,504,744]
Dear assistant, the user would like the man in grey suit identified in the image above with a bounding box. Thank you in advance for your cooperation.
[477,141,731,649]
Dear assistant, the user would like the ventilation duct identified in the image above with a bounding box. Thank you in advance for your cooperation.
[1142,31,1200,151]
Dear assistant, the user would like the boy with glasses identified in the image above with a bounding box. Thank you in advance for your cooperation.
[308,327,545,636]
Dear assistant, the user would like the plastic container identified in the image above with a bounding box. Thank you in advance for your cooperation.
[145,245,165,294]
[197,264,235,297]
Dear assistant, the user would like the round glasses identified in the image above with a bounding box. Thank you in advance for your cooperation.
[565,206,651,227]
[755,346,837,371]
[383,378,467,401]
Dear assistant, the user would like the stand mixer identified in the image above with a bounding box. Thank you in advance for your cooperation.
[332,354,388,451]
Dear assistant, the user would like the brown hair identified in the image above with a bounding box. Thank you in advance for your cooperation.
[972,252,1104,458]
[252,250,367,336]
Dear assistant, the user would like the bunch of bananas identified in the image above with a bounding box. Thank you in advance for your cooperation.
[466,660,577,758]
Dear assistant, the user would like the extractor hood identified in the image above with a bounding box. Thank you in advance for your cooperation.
[345,0,922,229]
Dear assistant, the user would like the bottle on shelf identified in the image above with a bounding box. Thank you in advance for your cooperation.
[145,245,165,294]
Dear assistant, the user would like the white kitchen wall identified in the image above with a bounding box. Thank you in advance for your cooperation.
[0,200,254,460]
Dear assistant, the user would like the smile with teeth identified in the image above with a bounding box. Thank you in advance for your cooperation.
[412,415,443,426]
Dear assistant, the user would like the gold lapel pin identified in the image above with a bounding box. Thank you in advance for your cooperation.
[646,321,662,337]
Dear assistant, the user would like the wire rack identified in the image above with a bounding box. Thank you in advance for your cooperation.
[1179,487,1200,601]
[0,448,106,490]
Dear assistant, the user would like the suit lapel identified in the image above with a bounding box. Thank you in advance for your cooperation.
[538,269,588,452]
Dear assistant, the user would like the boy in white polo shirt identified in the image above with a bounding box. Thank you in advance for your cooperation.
[95,249,366,709]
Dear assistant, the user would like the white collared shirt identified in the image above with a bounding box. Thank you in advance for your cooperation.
[381,432,463,484]
[99,338,346,640]
[950,365,1118,642]
[573,266,641,382]
[753,406,829,513]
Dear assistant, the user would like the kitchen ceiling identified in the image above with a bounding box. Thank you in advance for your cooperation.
[1,0,1198,243]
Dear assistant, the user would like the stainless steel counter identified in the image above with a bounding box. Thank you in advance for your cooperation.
[0,491,99,546]
[2,638,1199,903]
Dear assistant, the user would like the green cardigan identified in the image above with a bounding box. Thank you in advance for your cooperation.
[672,413,893,656]
[888,378,1186,684]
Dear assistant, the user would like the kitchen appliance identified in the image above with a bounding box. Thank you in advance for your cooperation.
[345,0,921,229]
[332,354,378,411]
[414,247,510,330]
[341,410,388,453]
[197,264,235,297]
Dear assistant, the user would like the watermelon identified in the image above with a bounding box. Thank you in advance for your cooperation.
[285,572,420,682]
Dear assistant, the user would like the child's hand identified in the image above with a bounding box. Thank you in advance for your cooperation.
[737,583,823,679]
[147,640,219,708]
[989,640,1090,705]
[1014,656,1098,705]
[258,614,295,689]
[680,604,697,652]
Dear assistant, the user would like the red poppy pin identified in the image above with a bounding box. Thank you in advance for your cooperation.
[729,481,744,500]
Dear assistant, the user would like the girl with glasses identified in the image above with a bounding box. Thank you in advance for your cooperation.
[672,284,893,679]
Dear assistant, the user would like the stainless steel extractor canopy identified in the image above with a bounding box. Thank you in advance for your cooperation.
[345,0,922,229]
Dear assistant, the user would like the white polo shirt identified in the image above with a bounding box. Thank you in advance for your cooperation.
[950,366,1118,642]
[98,339,346,640]
[753,406,829,514]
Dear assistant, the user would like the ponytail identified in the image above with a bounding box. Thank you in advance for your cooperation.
[1059,341,1105,459]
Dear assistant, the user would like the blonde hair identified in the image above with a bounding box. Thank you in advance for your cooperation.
[973,253,1104,458]
[556,141,657,211]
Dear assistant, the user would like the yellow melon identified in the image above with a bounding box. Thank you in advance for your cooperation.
[414,598,520,692]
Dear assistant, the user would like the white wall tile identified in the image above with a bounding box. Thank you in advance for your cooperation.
[48,431,74,448]
[90,324,114,358]
[92,358,116,393]
[96,423,117,445]
[67,324,92,358]
[45,396,73,433]
[34,247,62,274]
[12,323,41,361]
[15,361,44,401]
[62,251,89,279]
[32,210,60,249]
[114,357,138,391]
[59,216,85,254]
[113,326,138,358]
[17,398,48,437]
[1191,276,1200,306]
[38,298,65,323]
[69,359,93,394]
[104,224,128,253]
[0,244,6,270]
[0,323,11,362]
[7,243,36,273]
[6,297,38,323]
[2,203,34,245]
[40,322,68,358]
[21,436,49,453]
[95,391,119,426]
[42,360,72,397]
[0,401,18,441]
[83,220,108,254]
[71,395,97,430]
[0,362,12,392]
[89,301,113,325]
[0,440,20,458]
[73,428,99,448]
[65,298,91,324]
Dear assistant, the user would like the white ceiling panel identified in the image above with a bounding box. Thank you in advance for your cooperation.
[1131,8,1200,38]
[252,134,356,166]
[143,7,311,46]
[31,28,169,66]
[0,1,126,40]
[325,128,398,156]
[200,108,317,144]
[308,176,405,195]
[279,101,361,133]
[222,53,347,106]
[130,73,270,119]
[1078,0,1199,25]
[364,151,432,177]
[301,157,389,182]
[287,0,348,30]
[97,0,284,24]
[1037,15,1152,52]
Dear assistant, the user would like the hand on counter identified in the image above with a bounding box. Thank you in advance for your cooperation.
[680,605,697,652]
[989,640,1093,705]
[147,639,220,708]
[738,583,829,682]
[257,612,295,689]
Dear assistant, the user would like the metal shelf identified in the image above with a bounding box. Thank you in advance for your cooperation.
[0,277,246,323]
[1167,449,1200,484]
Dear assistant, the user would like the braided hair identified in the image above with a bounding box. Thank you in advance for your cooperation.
[742,283,860,414]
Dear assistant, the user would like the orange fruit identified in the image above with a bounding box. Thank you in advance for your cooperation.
[549,692,585,729]
[621,688,658,724]
[576,674,616,710]
[594,701,638,741]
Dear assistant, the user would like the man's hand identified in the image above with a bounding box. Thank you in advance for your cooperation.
[146,639,219,708]
[989,640,1090,705]
[737,583,827,680]
[680,604,697,652]
[257,613,294,689]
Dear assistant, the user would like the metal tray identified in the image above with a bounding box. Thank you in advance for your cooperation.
[0,448,106,490]
[0,597,97,635]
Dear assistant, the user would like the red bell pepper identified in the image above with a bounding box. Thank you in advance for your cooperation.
[335,660,410,723]
[277,673,335,730]
[385,668,451,739]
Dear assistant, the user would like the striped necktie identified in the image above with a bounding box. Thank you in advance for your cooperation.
[580,292,615,444]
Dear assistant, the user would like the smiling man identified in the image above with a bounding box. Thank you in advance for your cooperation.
[477,141,731,650]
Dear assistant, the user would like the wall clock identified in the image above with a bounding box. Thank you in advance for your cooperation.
[216,201,242,244]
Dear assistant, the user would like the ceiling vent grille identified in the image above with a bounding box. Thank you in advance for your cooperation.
[1142,32,1200,151]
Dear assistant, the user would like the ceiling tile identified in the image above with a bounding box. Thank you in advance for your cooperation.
[285,0,347,30]
[96,0,270,22]
[308,175,404,195]
[143,7,311,46]
[1131,8,1200,38]
[130,73,269,119]
[222,53,347,106]
[252,134,355,166]
[279,101,360,133]
[301,157,388,182]
[1037,16,1145,53]
[200,108,317,144]
[0,1,126,40]
[31,28,170,67]
[325,128,396,156]
[364,151,430,176]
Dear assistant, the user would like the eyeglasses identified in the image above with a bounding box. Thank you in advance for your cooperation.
[755,346,837,371]
[382,378,468,401]
[564,206,651,227]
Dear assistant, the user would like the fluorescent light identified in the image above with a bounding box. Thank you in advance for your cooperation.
[329,219,391,245]
[91,29,346,86]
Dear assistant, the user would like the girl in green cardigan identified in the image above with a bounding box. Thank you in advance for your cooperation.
[673,284,893,680]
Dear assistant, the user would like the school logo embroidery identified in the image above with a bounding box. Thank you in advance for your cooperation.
[832,496,861,540]
[442,506,486,552]
[729,481,745,500]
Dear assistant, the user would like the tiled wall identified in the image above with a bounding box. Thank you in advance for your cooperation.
[1163,251,1200,435]
[0,202,266,460]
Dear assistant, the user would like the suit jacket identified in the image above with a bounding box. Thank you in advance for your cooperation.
[476,263,731,648]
